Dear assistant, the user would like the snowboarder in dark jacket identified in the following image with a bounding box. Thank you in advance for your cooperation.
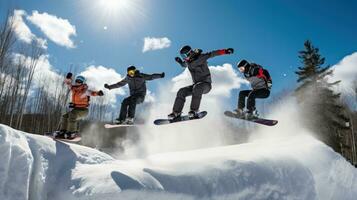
[235,60,272,119]
[168,45,234,119]
[104,66,164,124]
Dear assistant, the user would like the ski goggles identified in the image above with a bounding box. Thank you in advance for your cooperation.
[128,69,136,77]
[180,50,193,59]
[75,79,84,84]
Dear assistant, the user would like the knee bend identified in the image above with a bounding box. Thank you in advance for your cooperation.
[177,89,187,98]
[122,98,130,105]
[239,92,247,98]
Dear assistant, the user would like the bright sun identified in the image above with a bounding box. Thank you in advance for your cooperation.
[98,0,130,14]
[83,0,145,32]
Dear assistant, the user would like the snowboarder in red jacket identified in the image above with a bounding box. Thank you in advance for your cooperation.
[234,60,272,119]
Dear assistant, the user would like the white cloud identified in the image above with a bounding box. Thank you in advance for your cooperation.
[80,66,126,105]
[9,10,47,49]
[330,52,357,109]
[142,37,171,52]
[11,53,63,97]
[27,11,77,48]
[171,63,248,97]
[330,52,357,94]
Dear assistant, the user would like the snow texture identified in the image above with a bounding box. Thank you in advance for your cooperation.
[0,124,356,200]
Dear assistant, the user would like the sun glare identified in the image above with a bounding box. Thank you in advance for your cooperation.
[81,0,146,33]
[98,0,130,13]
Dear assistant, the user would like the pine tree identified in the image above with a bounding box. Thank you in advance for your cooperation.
[295,40,330,91]
[295,40,350,153]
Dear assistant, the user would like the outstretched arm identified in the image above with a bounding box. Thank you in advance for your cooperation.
[141,72,165,81]
[88,90,104,96]
[104,78,128,90]
[64,72,73,89]
[203,48,234,59]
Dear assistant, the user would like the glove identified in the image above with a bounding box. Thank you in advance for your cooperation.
[104,84,110,90]
[160,72,165,78]
[225,48,234,54]
[66,72,73,79]
[267,82,272,89]
[175,57,183,64]
[97,90,104,96]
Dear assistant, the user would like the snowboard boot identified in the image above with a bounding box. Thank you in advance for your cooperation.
[168,112,181,120]
[65,131,79,140]
[115,118,126,125]
[246,110,259,120]
[188,110,199,119]
[54,130,67,139]
[233,108,245,118]
[125,118,134,125]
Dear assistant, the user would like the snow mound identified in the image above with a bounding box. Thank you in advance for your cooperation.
[0,124,356,200]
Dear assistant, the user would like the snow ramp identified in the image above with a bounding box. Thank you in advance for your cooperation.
[0,124,356,200]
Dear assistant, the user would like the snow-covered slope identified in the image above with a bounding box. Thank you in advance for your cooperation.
[0,124,356,200]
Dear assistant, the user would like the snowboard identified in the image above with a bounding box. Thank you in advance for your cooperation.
[104,124,138,129]
[224,110,278,126]
[44,132,82,142]
[154,111,207,125]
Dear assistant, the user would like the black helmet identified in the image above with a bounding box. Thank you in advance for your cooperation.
[237,59,250,68]
[237,60,251,73]
[127,65,137,77]
[180,45,193,59]
[127,65,136,72]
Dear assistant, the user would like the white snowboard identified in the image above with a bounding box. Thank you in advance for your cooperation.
[104,124,138,129]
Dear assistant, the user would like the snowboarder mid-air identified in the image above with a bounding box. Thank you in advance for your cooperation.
[56,73,104,139]
[104,66,165,124]
[168,45,234,119]
[234,59,272,119]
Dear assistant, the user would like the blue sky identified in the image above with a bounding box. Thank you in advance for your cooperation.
[1,0,357,99]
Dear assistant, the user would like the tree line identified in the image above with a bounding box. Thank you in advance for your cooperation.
[0,13,110,134]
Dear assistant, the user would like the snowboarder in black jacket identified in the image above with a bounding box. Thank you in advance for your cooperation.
[168,45,234,119]
[235,60,272,119]
[104,66,164,124]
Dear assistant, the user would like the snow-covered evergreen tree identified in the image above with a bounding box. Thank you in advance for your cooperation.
[295,40,350,153]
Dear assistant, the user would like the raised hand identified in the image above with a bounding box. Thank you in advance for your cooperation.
[225,48,234,54]
[104,84,110,90]
[97,90,104,96]
[175,57,183,64]
[66,72,73,79]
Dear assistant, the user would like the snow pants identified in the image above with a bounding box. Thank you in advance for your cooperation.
[238,88,270,113]
[172,82,212,113]
[60,107,89,132]
[118,93,145,121]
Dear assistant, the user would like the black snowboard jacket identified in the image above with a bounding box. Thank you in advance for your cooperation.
[244,64,272,90]
[107,71,162,96]
[177,49,229,84]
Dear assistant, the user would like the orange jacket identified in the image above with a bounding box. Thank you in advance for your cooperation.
[65,79,99,108]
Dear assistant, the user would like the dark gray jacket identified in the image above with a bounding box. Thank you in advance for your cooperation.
[108,71,162,95]
[178,50,227,84]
